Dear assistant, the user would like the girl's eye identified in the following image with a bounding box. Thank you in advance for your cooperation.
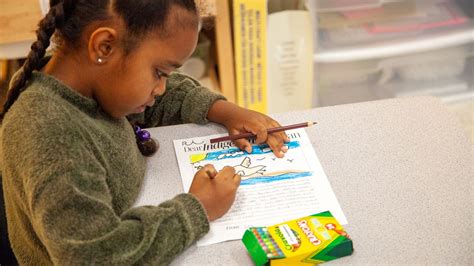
[154,69,169,80]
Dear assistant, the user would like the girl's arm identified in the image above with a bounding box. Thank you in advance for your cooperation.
[127,72,289,157]
[127,72,225,127]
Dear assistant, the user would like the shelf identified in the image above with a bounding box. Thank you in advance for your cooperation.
[0,0,219,59]
[440,89,474,103]
[0,0,43,45]
[314,25,474,63]
[0,41,34,60]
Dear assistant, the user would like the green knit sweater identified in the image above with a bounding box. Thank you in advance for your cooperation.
[0,71,225,265]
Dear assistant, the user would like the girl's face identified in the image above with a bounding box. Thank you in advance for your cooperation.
[94,20,199,118]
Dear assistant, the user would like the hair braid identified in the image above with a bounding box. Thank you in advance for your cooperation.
[1,1,73,118]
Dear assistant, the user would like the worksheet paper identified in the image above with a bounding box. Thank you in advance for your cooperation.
[173,128,347,246]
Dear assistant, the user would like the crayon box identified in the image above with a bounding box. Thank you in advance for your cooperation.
[242,211,353,265]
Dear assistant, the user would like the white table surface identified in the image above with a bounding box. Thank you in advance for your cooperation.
[134,96,473,265]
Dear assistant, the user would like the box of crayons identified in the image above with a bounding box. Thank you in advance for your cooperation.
[242,211,353,265]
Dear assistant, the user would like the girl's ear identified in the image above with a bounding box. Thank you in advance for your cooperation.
[88,27,118,65]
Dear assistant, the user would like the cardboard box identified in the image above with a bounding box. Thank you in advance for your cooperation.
[242,211,353,265]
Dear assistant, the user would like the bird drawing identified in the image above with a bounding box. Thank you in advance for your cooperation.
[233,156,266,177]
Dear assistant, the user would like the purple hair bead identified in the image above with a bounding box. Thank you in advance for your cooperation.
[134,126,141,134]
[137,130,151,142]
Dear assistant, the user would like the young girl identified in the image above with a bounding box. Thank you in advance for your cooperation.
[0,0,289,264]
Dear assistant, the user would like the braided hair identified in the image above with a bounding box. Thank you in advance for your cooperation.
[1,0,198,156]
[2,1,76,116]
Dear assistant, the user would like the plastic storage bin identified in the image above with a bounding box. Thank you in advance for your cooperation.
[315,44,473,106]
[312,0,408,12]
[307,0,474,106]
[313,0,470,48]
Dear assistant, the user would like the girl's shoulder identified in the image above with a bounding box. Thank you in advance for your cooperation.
[1,72,99,146]
[4,86,75,129]
[6,72,98,125]
[166,72,201,88]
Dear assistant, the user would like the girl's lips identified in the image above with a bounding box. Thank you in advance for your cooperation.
[135,100,154,113]
[135,105,146,113]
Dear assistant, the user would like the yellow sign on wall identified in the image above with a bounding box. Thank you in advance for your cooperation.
[233,0,267,113]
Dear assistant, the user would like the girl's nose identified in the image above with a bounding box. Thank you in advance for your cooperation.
[152,79,166,96]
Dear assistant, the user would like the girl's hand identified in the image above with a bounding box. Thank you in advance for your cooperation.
[207,100,290,158]
[188,164,241,221]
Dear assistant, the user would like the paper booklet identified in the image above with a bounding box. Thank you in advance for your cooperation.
[173,128,347,246]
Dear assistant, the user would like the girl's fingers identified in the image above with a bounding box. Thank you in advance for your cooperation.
[266,120,289,157]
[196,164,217,179]
[233,173,241,185]
[229,128,253,153]
[218,166,236,180]
[266,135,286,158]
[270,130,290,143]
[199,164,217,179]
[254,127,268,144]
[228,117,290,155]
[243,120,269,144]
[234,138,253,153]
[268,120,290,143]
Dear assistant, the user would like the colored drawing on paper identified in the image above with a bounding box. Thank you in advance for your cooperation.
[189,141,313,185]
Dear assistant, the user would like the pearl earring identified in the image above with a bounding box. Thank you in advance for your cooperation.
[97,57,104,64]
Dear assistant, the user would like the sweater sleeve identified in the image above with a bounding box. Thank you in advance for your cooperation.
[127,72,226,128]
[1,105,209,265]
